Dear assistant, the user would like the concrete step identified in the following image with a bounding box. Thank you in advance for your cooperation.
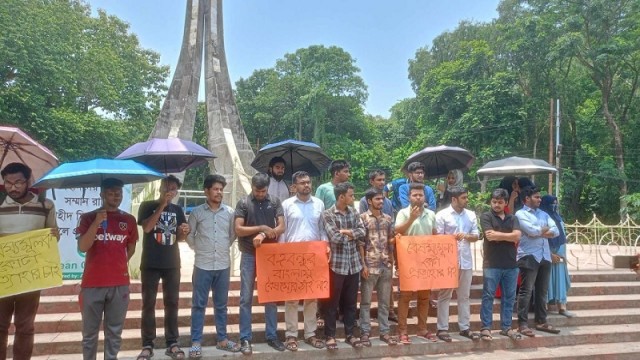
[378,342,640,359]
[11,307,640,356]
[35,278,640,315]
[26,295,640,333]
[40,270,640,296]
[22,323,640,359]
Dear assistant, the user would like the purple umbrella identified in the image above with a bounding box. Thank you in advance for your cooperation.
[116,138,215,173]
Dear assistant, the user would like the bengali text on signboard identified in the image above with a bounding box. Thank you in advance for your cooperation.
[255,241,330,303]
[396,235,459,291]
[0,229,62,298]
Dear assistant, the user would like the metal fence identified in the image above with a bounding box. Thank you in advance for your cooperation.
[563,214,640,270]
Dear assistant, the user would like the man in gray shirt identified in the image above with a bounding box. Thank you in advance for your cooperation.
[186,175,240,356]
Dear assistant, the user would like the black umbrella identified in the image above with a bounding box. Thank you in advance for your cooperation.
[402,145,474,178]
[251,139,331,177]
[477,156,558,176]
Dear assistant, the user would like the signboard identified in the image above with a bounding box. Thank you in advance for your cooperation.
[48,186,132,280]
[396,235,459,291]
[255,241,330,303]
[0,229,62,298]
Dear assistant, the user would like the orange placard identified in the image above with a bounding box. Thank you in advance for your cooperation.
[396,235,459,291]
[256,241,330,303]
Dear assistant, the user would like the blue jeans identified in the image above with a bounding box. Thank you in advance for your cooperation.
[480,267,518,330]
[239,253,278,341]
[191,266,230,343]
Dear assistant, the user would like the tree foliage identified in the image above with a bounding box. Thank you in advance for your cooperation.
[0,0,168,161]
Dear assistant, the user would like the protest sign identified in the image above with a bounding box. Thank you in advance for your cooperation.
[396,235,459,291]
[0,228,62,298]
[255,241,329,303]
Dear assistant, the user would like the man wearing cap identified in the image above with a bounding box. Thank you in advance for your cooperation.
[267,156,290,203]
[77,178,139,360]
[0,162,59,360]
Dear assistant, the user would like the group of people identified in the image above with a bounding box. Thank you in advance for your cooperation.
[0,157,576,360]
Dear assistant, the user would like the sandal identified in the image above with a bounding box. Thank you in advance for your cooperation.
[500,328,523,341]
[285,336,299,351]
[459,329,480,341]
[305,336,325,349]
[416,332,437,342]
[437,330,452,342]
[360,333,372,347]
[536,323,561,334]
[216,340,240,353]
[345,335,363,348]
[136,347,153,360]
[188,344,202,359]
[380,334,398,346]
[165,344,185,360]
[325,337,338,350]
[518,326,536,337]
[399,334,411,344]
[480,329,493,341]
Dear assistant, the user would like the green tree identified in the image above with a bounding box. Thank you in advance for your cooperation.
[235,45,368,149]
[0,0,168,161]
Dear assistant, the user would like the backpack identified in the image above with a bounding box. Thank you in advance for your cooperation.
[386,177,408,212]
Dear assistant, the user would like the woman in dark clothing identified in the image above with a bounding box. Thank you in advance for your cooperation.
[497,176,518,214]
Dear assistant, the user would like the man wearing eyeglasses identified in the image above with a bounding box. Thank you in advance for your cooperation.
[397,162,436,211]
[0,162,59,360]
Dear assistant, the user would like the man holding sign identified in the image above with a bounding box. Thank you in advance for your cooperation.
[435,186,480,342]
[322,182,365,350]
[234,173,286,355]
[0,163,59,360]
[394,183,437,344]
[280,171,327,351]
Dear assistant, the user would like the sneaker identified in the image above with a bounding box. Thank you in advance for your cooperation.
[240,339,252,355]
[267,338,285,352]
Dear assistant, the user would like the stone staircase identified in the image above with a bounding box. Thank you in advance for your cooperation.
[7,269,640,359]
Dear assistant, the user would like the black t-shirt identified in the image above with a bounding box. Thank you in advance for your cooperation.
[137,201,186,269]
[234,194,283,256]
[480,210,520,269]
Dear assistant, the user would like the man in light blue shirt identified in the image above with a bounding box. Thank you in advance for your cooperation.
[515,186,560,337]
[186,175,240,355]
[398,162,436,211]
[280,171,327,351]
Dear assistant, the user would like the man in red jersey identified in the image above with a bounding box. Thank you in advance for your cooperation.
[77,178,139,360]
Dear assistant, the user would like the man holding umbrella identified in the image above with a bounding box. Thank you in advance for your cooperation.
[0,163,59,360]
[136,175,190,360]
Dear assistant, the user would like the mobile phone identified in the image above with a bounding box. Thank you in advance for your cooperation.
[612,255,640,269]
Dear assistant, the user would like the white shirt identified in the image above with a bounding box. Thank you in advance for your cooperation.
[280,195,327,242]
[435,205,479,270]
[268,177,290,203]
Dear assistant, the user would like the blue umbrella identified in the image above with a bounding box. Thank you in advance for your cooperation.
[33,158,165,189]
[250,139,331,177]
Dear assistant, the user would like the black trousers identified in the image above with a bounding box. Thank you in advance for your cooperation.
[324,270,359,338]
[517,257,551,326]
[141,268,181,348]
